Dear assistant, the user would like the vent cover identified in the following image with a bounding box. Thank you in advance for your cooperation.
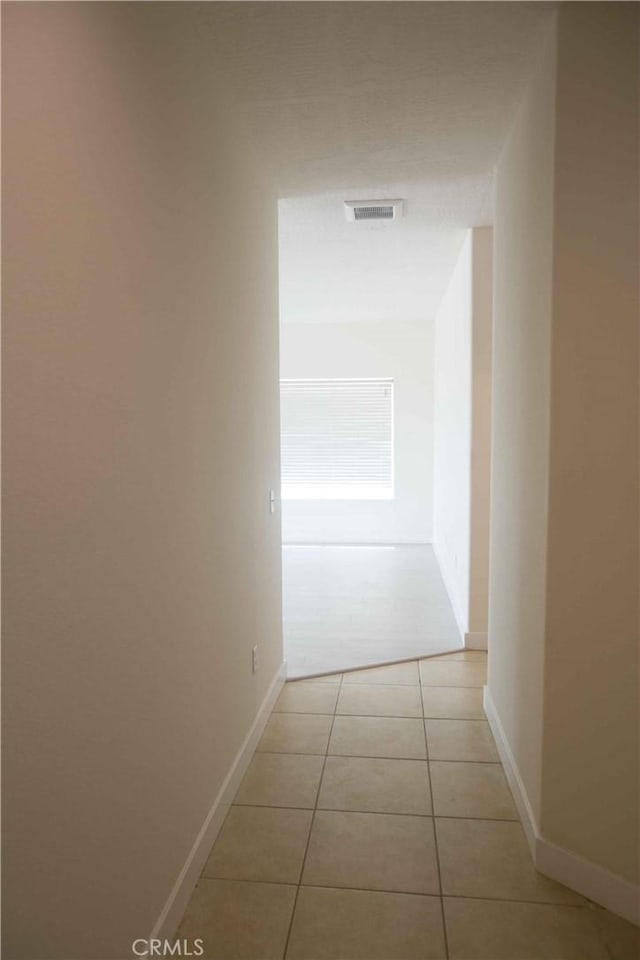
[354,205,394,220]
[344,199,404,222]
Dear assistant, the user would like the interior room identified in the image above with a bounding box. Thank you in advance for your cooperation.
[279,207,493,677]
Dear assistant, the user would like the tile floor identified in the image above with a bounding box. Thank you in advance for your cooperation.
[178,652,639,960]
[282,546,462,677]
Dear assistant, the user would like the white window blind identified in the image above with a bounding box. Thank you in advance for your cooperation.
[280,378,394,500]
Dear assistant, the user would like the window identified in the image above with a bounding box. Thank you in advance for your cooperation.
[280,378,394,500]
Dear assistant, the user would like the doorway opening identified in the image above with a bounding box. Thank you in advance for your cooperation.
[278,200,492,678]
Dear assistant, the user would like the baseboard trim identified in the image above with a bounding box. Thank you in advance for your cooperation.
[483,685,640,926]
[464,631,488,650]
[149,661,287,945]
[536,831,640,926]
[483,685,539,857]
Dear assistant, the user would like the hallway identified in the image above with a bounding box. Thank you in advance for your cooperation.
[283,545,462,678]
[176,652,634,959]
[4,4,638,957]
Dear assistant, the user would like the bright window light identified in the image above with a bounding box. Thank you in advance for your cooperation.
[280,378,394,501]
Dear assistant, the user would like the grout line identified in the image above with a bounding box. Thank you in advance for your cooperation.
[229,802,519,822]
[246,754,507,772]
[288,653,486,685]
[267,711,335,717]
[230,804,433,819]
[433,892,590,909]
[420,676,450,959]
[278,711,422,719]
[421,715,488,721]
[258,747,501,763]
[199,876,299,889]
[338,683,484,688]
[342,681,423,688]
[291,653,463,681]
[298,880,442,898]
[273,709,488,720]
[198,875,594,911]
[281,671,344,959]
[298,883,592,909]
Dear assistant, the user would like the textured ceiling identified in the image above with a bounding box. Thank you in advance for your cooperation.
[278,192,470,324]
[198,2,557,323]
[203,1,556,197]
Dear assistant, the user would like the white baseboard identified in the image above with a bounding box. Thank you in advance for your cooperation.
[465,631,488,650]
[483,685,539,857]
[149,661,287,945]
[483,685,640,927]
[536,830,640,926]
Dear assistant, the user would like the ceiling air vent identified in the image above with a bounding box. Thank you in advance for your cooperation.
[344,199,404,222]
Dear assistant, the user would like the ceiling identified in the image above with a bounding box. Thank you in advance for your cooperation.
[278,192,471,325]
[200,2,557,324]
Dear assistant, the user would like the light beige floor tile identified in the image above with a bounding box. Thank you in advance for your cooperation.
[420,659,487,687]
[436,818,584,904]
[258,713,333,755]
[302,673,342,684]
[275,682,339,714]
[203,806,312,884]
[178,878,296,960]
[444,897,608,959]
[329,715,427,760]
[422,686,485,719]
[286,886,446,959]
[318,756,432,815]
[591,904,640,960]
[234,753,324,809]
[342,661,420,685]
[337,683,423,718]
[426,719,499,762]
[302,810,439,894]
[430,761,517,819]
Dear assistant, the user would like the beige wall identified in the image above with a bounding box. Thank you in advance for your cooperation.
[541,2,639,883]
[2,5,282,958]
[488,25,557,825]
[488,0,639,898]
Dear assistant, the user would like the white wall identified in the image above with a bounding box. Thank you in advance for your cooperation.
[487,2,639,919]
[432,229,493,641]
[433,235,473,632]
[3,5,282,958]
[488,15,556,834]
[280,321,433,544]
[468,228,493,640]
